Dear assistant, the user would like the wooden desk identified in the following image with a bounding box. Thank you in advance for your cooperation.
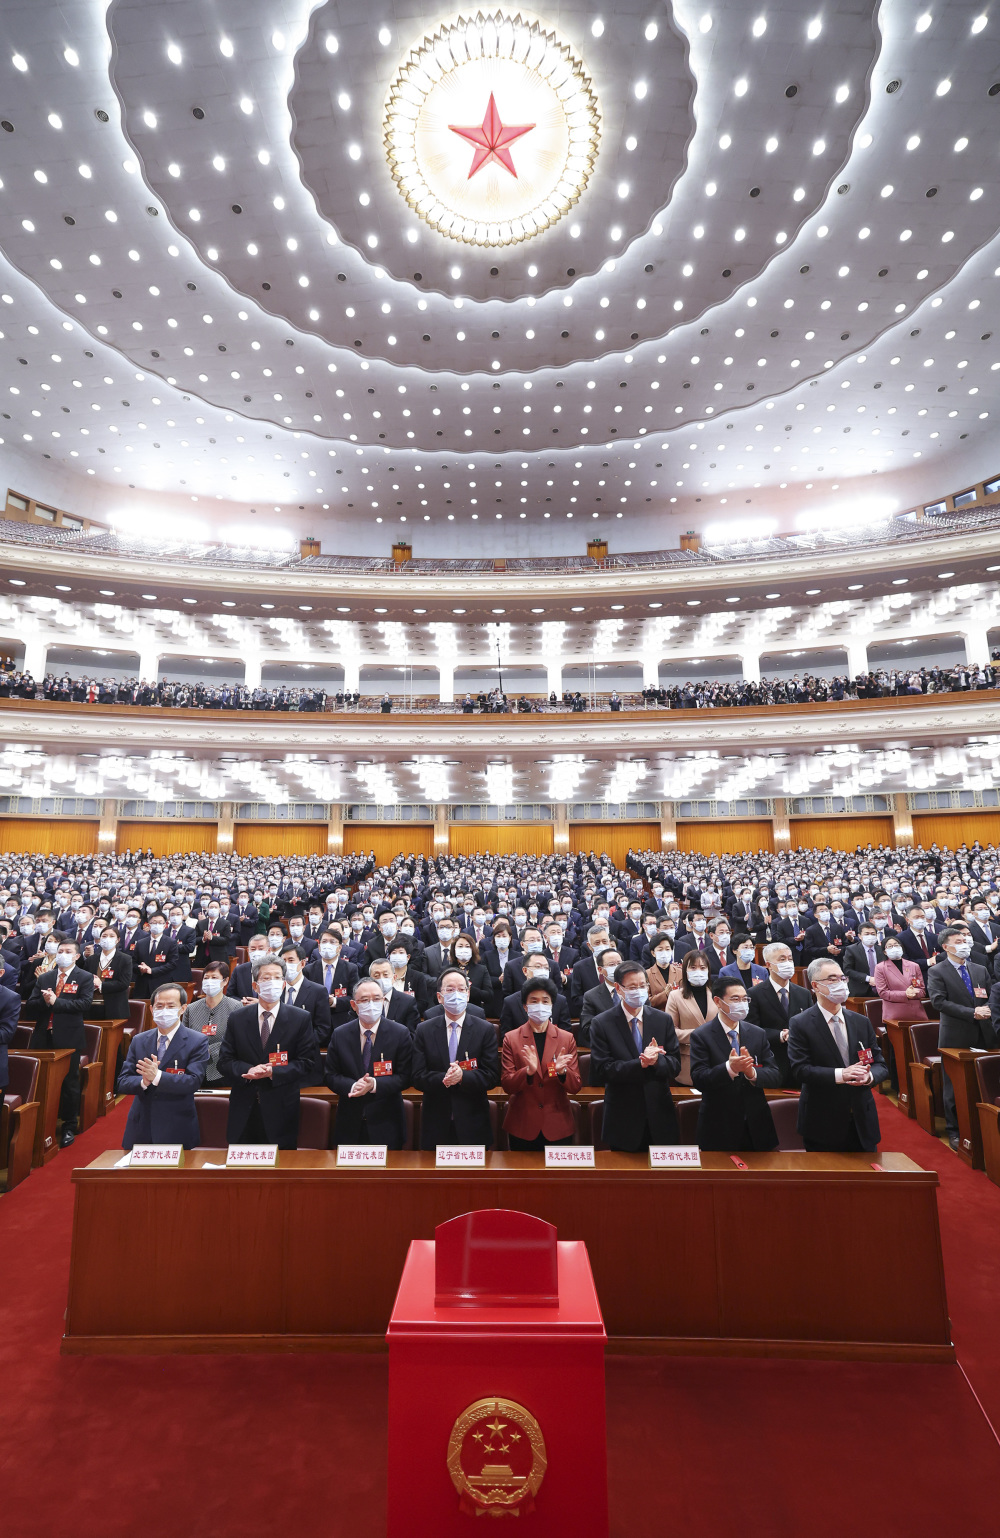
[941,1048,1000,1168]
[9,1048,73,1166]
[64,1150,952,1364]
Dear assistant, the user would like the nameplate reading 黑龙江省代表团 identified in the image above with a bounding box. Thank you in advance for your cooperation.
[544,1145,595,1168]
[121,1145,183,1168]
[650,1146,702,1168]
[337,1144,388,1167]
[435,1144,486,1168]
[225,1145,278,1167]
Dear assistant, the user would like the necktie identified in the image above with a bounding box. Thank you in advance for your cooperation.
[156,1033,169,1062]
[698,937,705,951]
[631,1018,642,1053]
[921,937,928,957]
[324,964,333,992]
[260,1011,272,1049]
[362,1030,374,1073]
[830,1014,849,1066]
[449,1024,459,1063]
[728,1028,739,1054]
[55,970,66,996]
[779,987,788,1013]
[866,948,875,972]
[958,963,974,998]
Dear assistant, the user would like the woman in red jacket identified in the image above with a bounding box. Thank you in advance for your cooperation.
[501,977,581,1150]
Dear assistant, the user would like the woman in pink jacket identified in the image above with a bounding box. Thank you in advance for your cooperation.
[873,937,928,1023]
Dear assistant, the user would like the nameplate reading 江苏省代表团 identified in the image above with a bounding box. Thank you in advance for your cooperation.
[435,1144,486,1168]
[225,1145,279,1167]
[544,1145,595,1168]
[337,1144,388,1167]
[649,1146,702,1168]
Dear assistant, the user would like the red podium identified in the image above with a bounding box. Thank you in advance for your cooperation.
[387,1209,608,1535]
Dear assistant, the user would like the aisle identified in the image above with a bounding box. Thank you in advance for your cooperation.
[0,1098,997,1538]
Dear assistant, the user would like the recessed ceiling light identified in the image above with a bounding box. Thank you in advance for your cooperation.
[55,584,71,591]
[847,583,863,591]
[805,588,821,595]
[99,589,115,596]
[8,578,25,586]
[141,593,157,600]
[937,572,954,579]
[571,605,585,612]
[765,592,780,599]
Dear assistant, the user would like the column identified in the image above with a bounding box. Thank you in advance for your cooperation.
[22,634,47,678]
[845,637,869,678]
[961,624,991,667]
[328,802,344,855]
[546,660,562,698]
[217,801,235,854]
[138,643,160,682]
[244,655,263,690]
[641,656,660,690]
[742,650,761,684]
[437,659,455,704]
[772,797,791,850]
[553,804,569,854]
[890,793,913,848]
[434,803,449,855]
[97,799,117,851]
[343,656,361,694]
[660,804,677,852]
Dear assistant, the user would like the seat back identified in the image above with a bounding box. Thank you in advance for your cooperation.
[82,1022,102,1068]
[576,1051,591,1087]
[487,1098,504,1150]
[5,1052,39,1104]
[128,998,148,1031]
[768,1094,805,1151]
[297,1096,332,1150]
[863,997,883,1030]
[675,1097,701,1143]
[589,1099,605,1150]
[12,1023,33,1048]
[975,1052,1000,1107]
[194,1091,230,1149]
[908,1020,939,1064]
[402,1097,415,1151]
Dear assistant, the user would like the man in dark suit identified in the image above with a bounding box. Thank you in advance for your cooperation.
[746,942,812,1087]
[233,892,259,947]
[589,961,681,1150]
[690,978,780,1150]
[0,977,20,1128]
[788,959,889,1152]
[898,908,939,980]
[967,897,1000,976]
[577,947,621,1047]
[280,944,332,1068]
[82,927,133,1021]
[843,921,885,999]
[218,959,318,1149]
[165,903,198,983]
[927,926,998,1151]
[195,902,233,967]
[28,936,95,1147]
[499,954,572,1039]
[118,982,210,1149]
[801,903,847,967]
[227,933,270,1000]
[326,978,414,1148]
[303,929,358,1043]
[132,915,179,1001]
[368,957,421,1033]
[568,925,611,1017]
[672,912,709,962]
[412,984,500,1149]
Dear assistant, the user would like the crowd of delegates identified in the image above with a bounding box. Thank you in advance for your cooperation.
[641,663,998,709]
[4,836,1000,1159]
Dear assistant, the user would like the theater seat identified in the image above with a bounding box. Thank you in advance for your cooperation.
[676,1097,700,1143]
[577,1051,590,1087]
[589,1099,605,1150]
[2,1053,40,1191]
[194,1091,230,1149]
[78,1023,103,1133]
[402,1097,415,1151]
[863,997,883,1031]
[975,1054,1000,1190]
[907,1021,942,1136]
[297,1096,331,1150]
[487,1098,506,1151]
[128,999,148,1032]
[768,1094,805,1151]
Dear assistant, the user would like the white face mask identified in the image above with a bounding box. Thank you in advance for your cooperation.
[149,924,164,938]
[152,1007,180,1030]
[284,962,301,982]
[454,945,473,962]
[949,941,973,959]
[693,919,706,933]
[687,969,709,986]
[737,948,755,965]
[715,932,731,947]
[99,936,117,952]
[256,979,283,1004]
[526,1000,552,1024]
[268,934,283,950]
[653,949,672,967]
[44,938,59,955]
[289,924,304,938]
[375,975,393,997]
[495,935,510,950]
[319,942,339,960]
[357,1000,383,1027]
[620,985,648,1010]
[885,945,903,960]
[56,951,75,969]
[203,977,223,997]
[820,978,850,1004]
[725,1001,750,1021]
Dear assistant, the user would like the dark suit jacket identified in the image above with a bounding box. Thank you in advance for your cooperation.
[843,941,885,998]
[283,977,332,1045]
[218,1002,318,1148]
[326,1017,413,1149]
[787,1004,888,1151]
[195,917,233,966]
[746,978,812,1086]
[569,952,601,1016]
[82,947,133,1020]
[578,980,615,1046]
[927,958,997,1050]
[119,1024,209,1148]
[165,923,199,982]
[0,981,20,1089]
[899,927,938,980]
[498,990,570,1038]
[226,960,259,1000]
[412,1014,500,1148]
[589,1002,681,1150]
[689,1017,780,1150]
[131,933,179,999]
[28,964,95,1041]
[801,921,847,967]
[303,955,358,1041]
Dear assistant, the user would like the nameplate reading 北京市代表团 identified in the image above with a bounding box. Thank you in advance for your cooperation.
[544,1145,595,1168]
[650,1146,702,1168]
[337,1144,388,1167]
[435,1144,486,1168]
[124,1145,183,1168]
[225,1145,278,1168]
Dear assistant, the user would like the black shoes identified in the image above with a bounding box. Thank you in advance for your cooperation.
[948,1133,960,1152]
[59,1127,76,1148]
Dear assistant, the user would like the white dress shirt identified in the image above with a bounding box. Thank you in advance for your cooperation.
[146,1019,182,1088]
[818,1001,871,1085]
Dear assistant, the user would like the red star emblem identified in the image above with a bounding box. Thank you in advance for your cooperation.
[448,93,535,179]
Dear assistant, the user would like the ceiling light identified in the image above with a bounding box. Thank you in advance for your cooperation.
[219,36,234,57]
[734,77,748,97]
[972,15,988,34]
[239,97,253,114]
[906,134,920,150]
[699,14,713,32]
[644,22,658,40]
[634,80,648,99]
[63,47,79,66]
[916,11,932,30]
[47,112,62,129]
[935,78,951,95]
[167,42,182,64]
[806,18,822,39]
[752,17,767,37]
[11,53,27,72]
[591,18,604,36]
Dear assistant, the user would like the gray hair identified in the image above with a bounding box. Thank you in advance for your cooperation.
[587,923,610,942]
[762,941,791,966]
[806,956,841,984]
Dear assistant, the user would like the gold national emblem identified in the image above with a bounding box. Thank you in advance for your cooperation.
[447,1397,547,1517]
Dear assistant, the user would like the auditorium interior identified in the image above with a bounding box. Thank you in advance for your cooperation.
[1,2,1000,1535]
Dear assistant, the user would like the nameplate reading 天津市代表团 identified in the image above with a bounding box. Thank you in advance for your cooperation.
[435,1144,486,1168]
[225,1145,278,1167]
[124,1145,183,1167]
[337,1144,388,1167]
[544,1145,595,1168]
[650,1146,702,1168]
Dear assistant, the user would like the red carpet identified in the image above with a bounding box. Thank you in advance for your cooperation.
[2,1098,998,1538]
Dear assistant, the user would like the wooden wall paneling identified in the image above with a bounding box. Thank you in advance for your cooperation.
[116,821,218,856]
[232,824,328,858]
[341,826,435,864]
[0,818,98,855]
[448,823,555,857]
[911,811,1000,850]
[675,820,776,855]
[568,822,660,867]
[789,817,895,850]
